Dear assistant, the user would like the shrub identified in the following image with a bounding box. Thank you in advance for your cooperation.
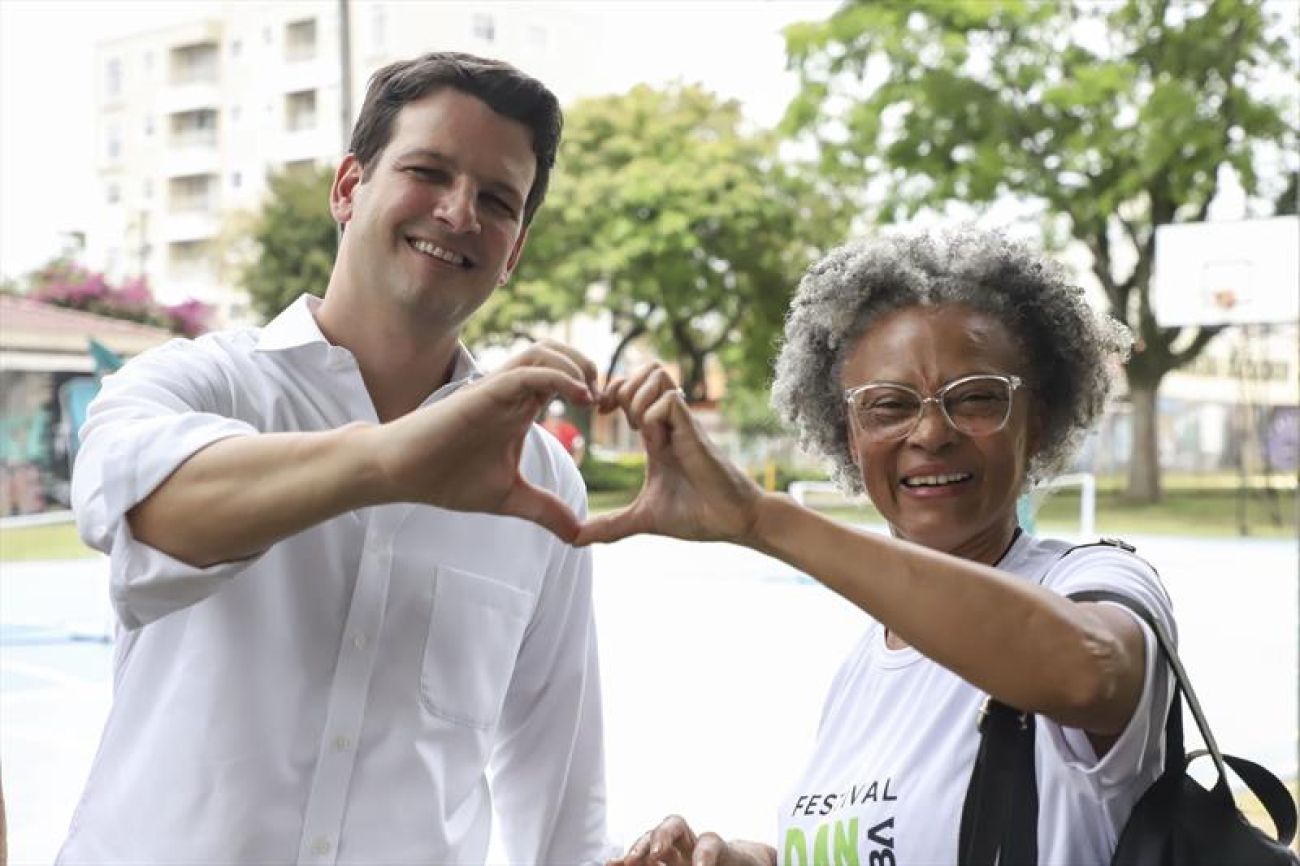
[580,452,646,492]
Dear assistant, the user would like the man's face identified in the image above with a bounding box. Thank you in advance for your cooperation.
[331,88,536,329]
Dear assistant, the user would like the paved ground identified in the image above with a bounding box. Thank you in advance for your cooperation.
[1,530,1296,863]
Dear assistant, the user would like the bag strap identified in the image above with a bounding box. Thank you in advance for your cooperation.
[958,698,1039,865]
[1067,588,1231,781]
[1188,750,1300,847]
[959,542,1299,863]
[1060,587,1296,848]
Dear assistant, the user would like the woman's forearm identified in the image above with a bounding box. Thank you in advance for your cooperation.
[746,494,1141,730]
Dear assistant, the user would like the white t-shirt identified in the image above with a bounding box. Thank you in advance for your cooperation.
[776,532,1175,866]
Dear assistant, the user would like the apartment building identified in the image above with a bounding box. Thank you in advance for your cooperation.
[89,1,604,325]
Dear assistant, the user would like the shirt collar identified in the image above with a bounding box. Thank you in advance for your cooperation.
[255,294,330,352]
[254,293,484,387]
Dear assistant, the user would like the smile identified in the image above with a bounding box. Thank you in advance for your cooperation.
[900,472,972,489]
[408,237,472,268]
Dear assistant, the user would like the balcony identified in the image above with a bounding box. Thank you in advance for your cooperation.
[162,212,221,243]
[161,85,221,116]
[169,42,219,86]
[164,147,221,178]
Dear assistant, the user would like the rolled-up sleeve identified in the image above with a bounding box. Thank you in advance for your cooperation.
[72,340,263,630]
[1039,548,1177,793]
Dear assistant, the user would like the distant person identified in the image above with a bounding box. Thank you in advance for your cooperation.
[542,398,587,464]
[63,53,616,864]
[587,227,1176,865]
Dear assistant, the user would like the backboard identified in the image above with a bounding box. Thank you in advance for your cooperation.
[1152,216,1299,327]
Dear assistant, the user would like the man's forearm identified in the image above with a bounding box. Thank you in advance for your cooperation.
[127,423,384,567]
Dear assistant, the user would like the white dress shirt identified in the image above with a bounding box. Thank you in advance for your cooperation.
[61,296,613,865]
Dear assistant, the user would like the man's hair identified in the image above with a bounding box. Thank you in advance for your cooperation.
[348,51,563,226]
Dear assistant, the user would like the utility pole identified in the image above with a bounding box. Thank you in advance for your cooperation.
[338,0,353,156]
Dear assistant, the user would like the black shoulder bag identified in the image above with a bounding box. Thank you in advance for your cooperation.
[957,547,1298,865]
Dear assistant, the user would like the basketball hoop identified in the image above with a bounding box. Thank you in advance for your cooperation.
[1210,288,1238,311]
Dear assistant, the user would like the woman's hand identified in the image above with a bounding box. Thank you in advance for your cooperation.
[577,363,767,547]
[609,815,775,866]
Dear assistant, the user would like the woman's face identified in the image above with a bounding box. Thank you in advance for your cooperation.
[840,303,1041,563]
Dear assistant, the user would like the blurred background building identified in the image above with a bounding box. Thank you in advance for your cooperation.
[87,0,603,326]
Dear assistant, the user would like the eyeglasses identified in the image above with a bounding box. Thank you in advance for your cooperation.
[844,373,1024,442]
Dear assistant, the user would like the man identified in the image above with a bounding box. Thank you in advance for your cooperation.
[62,53,615,864]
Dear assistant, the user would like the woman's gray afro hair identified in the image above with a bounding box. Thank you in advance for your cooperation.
[771,225,1132,495]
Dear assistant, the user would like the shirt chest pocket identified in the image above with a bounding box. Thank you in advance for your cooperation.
[420,565,534,730]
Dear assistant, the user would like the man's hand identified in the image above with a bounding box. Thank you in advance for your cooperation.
[576,363,765,547]
[363,341,601,542]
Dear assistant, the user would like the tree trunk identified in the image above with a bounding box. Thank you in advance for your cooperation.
[1125,380,1162,503]
[681,352,708,403]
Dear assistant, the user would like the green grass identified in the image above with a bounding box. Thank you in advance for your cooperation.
[760,483,1298,539]
[0,521,96,562]
[1034,487,1297,538]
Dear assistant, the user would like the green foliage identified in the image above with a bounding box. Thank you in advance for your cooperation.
[471,84,849,400]
[240,165,337,322]
[719,383,787,440]
[749,461,834,495]
[579,451,646,492]
[784,0,1298,500]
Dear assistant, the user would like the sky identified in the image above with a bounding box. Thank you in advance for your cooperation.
[0,0,836,282]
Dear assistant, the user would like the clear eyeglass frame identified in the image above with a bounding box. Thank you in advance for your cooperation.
[843,373,1024,442]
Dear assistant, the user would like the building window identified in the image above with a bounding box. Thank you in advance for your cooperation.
[285,90,317,132]
[285,18,317,61]
[107,183,120,204]
[144,51,153,71]
[105,58,122,97]
[143,178,153,199]
[169,41,219,85]
[283,158,316,175]
[170,108,219,148]
[231,105,241,123]
[106,124,122,161]
[169,239,213,276]
[230,38,242,57]
[231,171,242,189]
[145,115,154,136]
[169,174,218,213]
[472,13,495,42]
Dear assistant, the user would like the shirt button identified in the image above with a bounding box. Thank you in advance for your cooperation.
[353,633,367,650]
[333,735,353,751]
[312,836,332,855]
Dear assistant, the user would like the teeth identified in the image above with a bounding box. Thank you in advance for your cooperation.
[410,238,466,266]
[903,473,971,488]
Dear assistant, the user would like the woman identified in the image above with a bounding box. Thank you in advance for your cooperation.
[581,227,1175,865]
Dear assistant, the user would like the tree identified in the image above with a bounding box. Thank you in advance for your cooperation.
[240,165,337,322]
[784,0,1298,501]
[470,84,848,402]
